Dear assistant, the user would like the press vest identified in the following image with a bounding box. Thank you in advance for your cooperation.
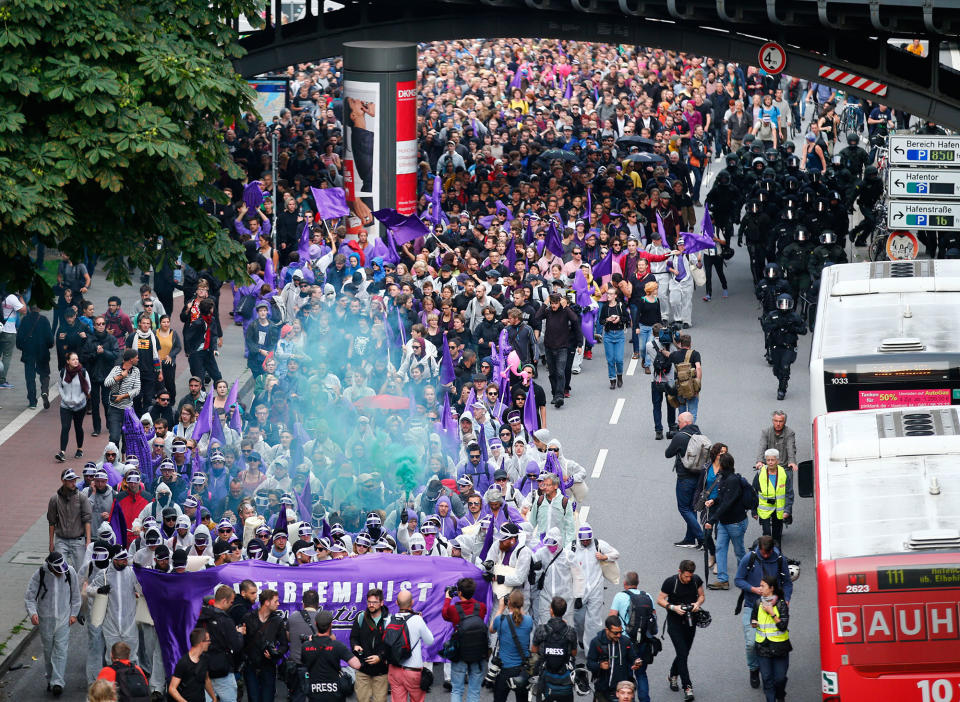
[757,466,787,519]
[755,603,789,644]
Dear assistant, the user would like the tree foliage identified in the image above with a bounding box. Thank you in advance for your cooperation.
[0,0,262,305]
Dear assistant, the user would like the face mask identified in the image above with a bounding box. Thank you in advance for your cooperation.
[547,544,559,554]
[114,562,127,571]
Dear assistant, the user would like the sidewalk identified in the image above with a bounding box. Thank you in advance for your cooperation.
[0,269,249,673]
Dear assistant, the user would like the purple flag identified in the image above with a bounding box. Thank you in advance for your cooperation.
[296,477,312,523]
[544,221,564,258]
[656,210,665,241]
[192,387,215,442]
[135,556,491,676]
[373,208,428,246]
[311,186,349,220]
[479,200,515,229]
[592,250,613,279]
[229,404,243,435]
[523,381,539,433]
[465,386,476,411]
[297,221,312,262]
[524,217,535,246]
[273,501,289,538]
[580,306,597,343]
[368,236,397,265]
[586,188,592,226]
[564,79,572,100]
[510,65,524,90]
[439,332,456,386]
[505,235,517,269]
[121,407,153,483]
[263,258,275,289]
[678,228,717,256]
[108,499,128,547]
[701,207,715,241]
[478,424,489,466]
[242,181,263,211]
[572,269,592,308]
[430,176,446,227]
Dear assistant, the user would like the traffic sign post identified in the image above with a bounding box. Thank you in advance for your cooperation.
[888,135,960,167]
[887,168,960,200]
[887,201,960,231]
[758,42,786,75]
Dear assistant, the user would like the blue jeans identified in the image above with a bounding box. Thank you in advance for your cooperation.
[450,660,485,702]
[757,653,789,702]
[244,667,277,702]
[690,166,703,201]
[741,609,759,672]
[714,518,748,583]
[207,674,237,702]
[678,395,699,423]
[675,478,704,544]
[628,303,641,354]
[602,329,625,379]
[634,666,650,702]
[637,325,653,366]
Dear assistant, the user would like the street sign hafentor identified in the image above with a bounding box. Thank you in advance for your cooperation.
[888,135,960,166]
[888,168,960,200]
[887,201,960,231]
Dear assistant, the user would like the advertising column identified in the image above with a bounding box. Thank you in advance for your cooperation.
[342,41,417,237]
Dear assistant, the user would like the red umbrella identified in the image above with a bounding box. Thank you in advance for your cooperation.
[354,394,411,411]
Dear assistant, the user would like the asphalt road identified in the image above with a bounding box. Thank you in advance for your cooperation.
[0,171,820,702]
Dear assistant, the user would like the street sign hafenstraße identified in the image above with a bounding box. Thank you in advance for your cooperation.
[887,200,960,231]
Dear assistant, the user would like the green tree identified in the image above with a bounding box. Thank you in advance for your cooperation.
[0,0,262,305]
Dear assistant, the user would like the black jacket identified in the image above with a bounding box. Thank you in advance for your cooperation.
[665,424,701,480]
[242,610,289,670]
[585,628,641,697]
[80,330,119,383]
[349,606,389,676]
[532,305,581,349]
[707,472,748,526]
[16,311,53,362]
[197,604,245,678]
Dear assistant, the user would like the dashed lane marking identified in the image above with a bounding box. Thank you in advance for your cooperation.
[591,449,608,479]
[609,398,625,425]
[626,358,638,377]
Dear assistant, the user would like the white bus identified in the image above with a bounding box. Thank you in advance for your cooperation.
[809,260,960,419]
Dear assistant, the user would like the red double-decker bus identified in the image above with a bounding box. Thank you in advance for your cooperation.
[800,406,960,701]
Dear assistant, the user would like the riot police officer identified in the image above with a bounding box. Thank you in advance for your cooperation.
[771,209,799,261]
[779,227,815,299]
[301,610,362,702]
[705,171,739,249]
[849,166,884,245]
[739,200,770,284]
[761,294,808,399]
[808,231,847,283]
[837,131,870,181]
[756,265,792,363]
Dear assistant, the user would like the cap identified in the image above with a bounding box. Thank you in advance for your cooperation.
[144,528,162,546]
[154,544,171,560]
[172,549,188,568]
[210,451,226,463]
[506,410,522,423]
[245,451,262,463]
[497,522,521,540]
[255,523,271,536]
[91,545,111,563]
[61,469,78,481]
[160,460,176,471]
[94,470,108,481]
[457,476,474,487]
[213,540,232,557]
[293,540,315,556]
[124,472,141,485]
[493,468,509,480]
[82,464,98,477]
[578,524,594,540]
[46,551,68,573]
[183,496,199,509]
[113,547,129,560]
[191,472,207,485]
[217,519,233,531]
[314,610,334,630]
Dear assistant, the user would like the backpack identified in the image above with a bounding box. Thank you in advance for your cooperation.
[733,549,790,615]
[680,432,712,471]
[111,662,150,702]
[625,591,662,664]
[382,612,414,665]
[237,294,256,320]
[451,603,489,664]
[674,349,701,399]
[539,622,574,695]
[738,475,760,511]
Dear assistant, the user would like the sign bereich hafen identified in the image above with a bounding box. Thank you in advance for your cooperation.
[888,135,960,166]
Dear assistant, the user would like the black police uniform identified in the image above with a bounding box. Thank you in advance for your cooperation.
[761,304,808,398]
[300,633,355,702]
[849,169,884,243]
[739,206,771,285]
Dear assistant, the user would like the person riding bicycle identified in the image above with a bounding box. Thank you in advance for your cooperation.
[849,166,884,246]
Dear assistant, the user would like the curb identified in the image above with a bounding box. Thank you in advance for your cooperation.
[0,619,36,680]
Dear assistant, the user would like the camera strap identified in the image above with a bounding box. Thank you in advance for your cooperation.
[504,613,529,664]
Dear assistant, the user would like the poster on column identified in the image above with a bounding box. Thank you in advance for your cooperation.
[395,79,418,215]
[137,555,490,676]
[344,79,380,237]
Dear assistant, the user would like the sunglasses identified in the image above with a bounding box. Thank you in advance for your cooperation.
[218,528,232,533]
[487,391,498,396]
[467,501,482,506]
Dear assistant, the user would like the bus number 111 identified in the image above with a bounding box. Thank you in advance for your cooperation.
[917,679,956,702]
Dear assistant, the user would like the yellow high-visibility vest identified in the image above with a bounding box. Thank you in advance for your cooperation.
[757,465,786,519]
[755,602,789,644]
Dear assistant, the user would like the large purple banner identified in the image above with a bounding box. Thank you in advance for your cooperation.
[136,555,490,675]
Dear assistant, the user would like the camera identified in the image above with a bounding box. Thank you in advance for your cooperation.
[264,643,281,659]
[657,328,673,346]
[446,586,459,598]
[483,657,501,688]
[507,670,530,690]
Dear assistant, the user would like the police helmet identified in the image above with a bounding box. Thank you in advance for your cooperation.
[820,230,836,245]
[748,200,760,214]
[744,133,756,144]
[776,293,795,311]
[802,190,815,204]
[786,155,800,171]
[762,180,774,193]
[846,131,859,146]
[765,263,782,280]
[865,165,879,179]
[571,665,591,696]
[783,140,796,154]
[765,148,779,163]
[789,563,801,581]
[717,170,731,185]
[752,157,765,170]
[762,168,776,182]
[809,170,822,184]
[751,141,764,155]
[758,191,769,203]
[816,198,828,212]
[795,226,809,242]
[725,153,739,167]
[783,209,796,222]
[784,176,799,192]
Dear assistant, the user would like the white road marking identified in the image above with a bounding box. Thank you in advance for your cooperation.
[591,449,608,479]
[0,387,60,447]
[626,357,638,377]
[578,505,590,523]
[609,398,625,425]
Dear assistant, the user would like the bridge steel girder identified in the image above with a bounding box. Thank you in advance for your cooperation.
[235,2,960,129]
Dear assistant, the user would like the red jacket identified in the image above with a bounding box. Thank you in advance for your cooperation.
[116,490,149,545]
[442,597,487,625]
